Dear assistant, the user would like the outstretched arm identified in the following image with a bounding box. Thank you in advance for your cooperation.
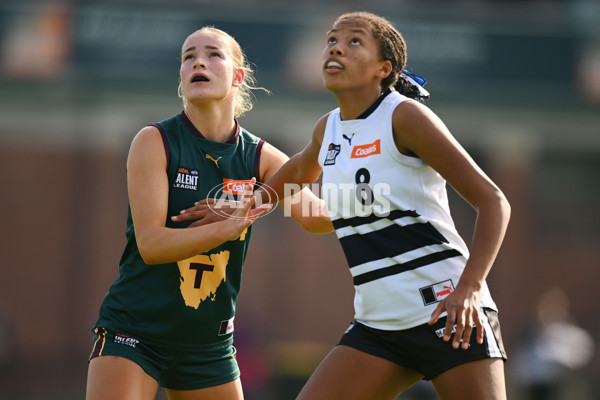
[392,101,511,350]
[255,115,329,206]
[258,138,332,234]
[172,115,333,233]
[128,126,269,265]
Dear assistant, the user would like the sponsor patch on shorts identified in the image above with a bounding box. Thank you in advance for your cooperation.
[114,333,140,348]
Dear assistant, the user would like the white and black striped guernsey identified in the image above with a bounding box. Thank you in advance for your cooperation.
[318,90,497,330]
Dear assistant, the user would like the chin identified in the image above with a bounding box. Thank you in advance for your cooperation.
[322,79,344,92]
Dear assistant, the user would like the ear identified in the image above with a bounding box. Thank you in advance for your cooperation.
[377,60,392,80]
[232,68,245,87]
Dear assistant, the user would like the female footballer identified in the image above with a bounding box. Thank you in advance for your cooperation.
[86,26,331,400]
[259,11,511,400]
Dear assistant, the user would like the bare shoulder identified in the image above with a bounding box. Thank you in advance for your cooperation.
[392,99,452,155]
[131,125,162,145]
[259,141,289,181]
[128,125,167,168]
[311,111,333,148]
[392,99,438,126]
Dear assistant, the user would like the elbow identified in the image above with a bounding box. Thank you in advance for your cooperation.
[499,191,511,220]
[139,248,161,265]
[136,236,162,265]
[491,189,511,228]
[300,217,334,234]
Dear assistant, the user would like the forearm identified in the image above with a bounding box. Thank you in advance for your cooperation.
[257,153,311,205]
[458,192,511,290]
[283,188,333,234]
[136,220,240,265]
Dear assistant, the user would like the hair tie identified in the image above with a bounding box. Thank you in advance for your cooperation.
[401,70,430,99]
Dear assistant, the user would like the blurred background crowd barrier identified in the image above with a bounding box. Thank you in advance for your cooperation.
[1,1,599,399]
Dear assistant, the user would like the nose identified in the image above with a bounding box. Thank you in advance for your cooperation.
[329,44,343,56]
[193,59,206,70]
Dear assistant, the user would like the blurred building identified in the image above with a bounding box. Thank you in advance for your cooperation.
[1,0,599,399]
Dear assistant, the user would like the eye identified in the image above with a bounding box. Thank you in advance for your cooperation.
[183,54,194,61]
[350,38,361,45]
[209,52,223,58]
[327,37,337,45]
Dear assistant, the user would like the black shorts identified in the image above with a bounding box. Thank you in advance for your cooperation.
[338,308,507,380]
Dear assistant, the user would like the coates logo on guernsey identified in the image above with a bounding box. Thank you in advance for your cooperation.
[351,139,380,159]
[205,179,278,220]
[222,178,252,195]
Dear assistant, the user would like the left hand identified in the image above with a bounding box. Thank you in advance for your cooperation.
[171,178,272,228]
[172,198,236,227]
[428,285,483,350]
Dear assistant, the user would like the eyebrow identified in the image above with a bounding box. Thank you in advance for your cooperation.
[329,28,368,35]
[182,45,221,55]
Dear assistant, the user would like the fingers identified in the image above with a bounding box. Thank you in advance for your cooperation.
[458,316,472,350]
[250,203,273,219]
[475,311,485,345]
[171,199,214,222]
[240,178,257,203]
[172,178,258,222]
[428,303,444,325]
[444,310,457,346]
[431,300,480,350]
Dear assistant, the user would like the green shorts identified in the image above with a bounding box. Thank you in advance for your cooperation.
[89,328,240,390]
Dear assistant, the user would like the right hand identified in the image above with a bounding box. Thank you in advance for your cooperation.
[171,177,272,228]
[220,178,272,240]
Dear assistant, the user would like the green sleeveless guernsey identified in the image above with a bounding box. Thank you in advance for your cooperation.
[94,111,264,350]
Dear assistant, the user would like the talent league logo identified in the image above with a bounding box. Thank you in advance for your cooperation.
[324,143,341,166]
[173,167,199,191]
[351,139,381,158]
[114,333,140,348]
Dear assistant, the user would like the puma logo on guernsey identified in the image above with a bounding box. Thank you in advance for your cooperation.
[419,279,455,306]
[206,154,222,168]
[351,139,381,158]
[343,133,354,146]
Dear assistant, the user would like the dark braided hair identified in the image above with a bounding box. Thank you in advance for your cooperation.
[330,12,426,101]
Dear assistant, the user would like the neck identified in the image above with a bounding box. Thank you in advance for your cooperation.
[333,86,384,121]
[183,102,237,142]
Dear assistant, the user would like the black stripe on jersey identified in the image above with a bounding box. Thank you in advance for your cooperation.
[339,221,450,268]
[332,209,419,230]
[353,249,462,285]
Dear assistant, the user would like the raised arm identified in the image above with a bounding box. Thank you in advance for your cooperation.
[128,126,264,265]
[171,115,331,231]
[392,100,511,349]
[255,114,329,205]
[259,136,332,234]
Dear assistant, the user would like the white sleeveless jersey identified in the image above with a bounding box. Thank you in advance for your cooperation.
[318,90,497,330]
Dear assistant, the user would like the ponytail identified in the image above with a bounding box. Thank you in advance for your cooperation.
[394,70,430,102]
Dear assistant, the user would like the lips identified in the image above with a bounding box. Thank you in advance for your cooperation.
[324,59,344,72]
[191,74,209,83]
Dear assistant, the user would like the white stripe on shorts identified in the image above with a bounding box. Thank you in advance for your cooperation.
[481,308,503,358]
